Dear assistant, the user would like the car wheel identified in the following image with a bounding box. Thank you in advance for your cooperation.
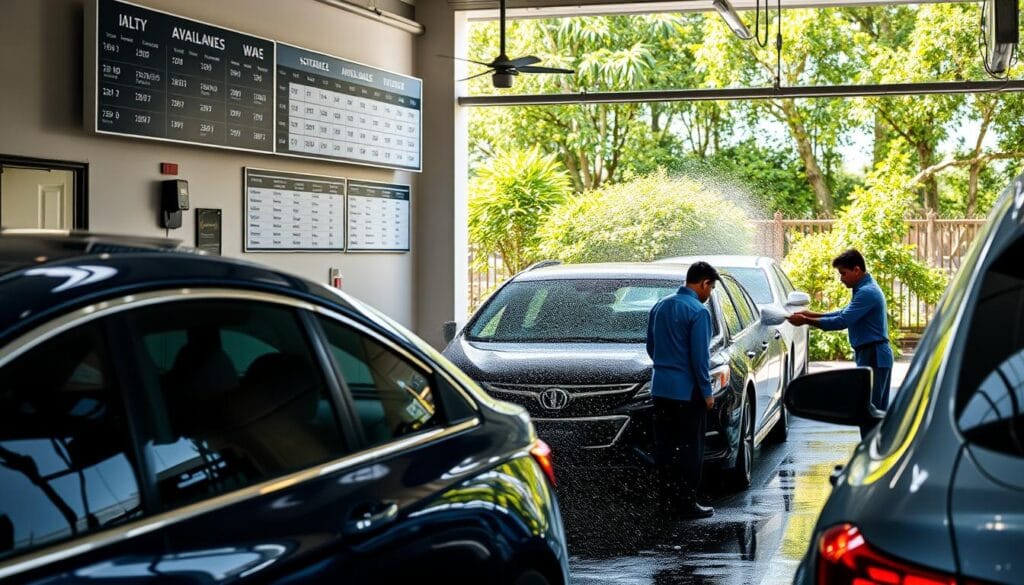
[726,396,754,490]
[767,353,791,444]
[513,569,551,585]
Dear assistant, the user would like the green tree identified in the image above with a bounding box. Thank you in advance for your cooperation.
[468,148,573,274]
[536,170,751,263]
[783,153,947,359]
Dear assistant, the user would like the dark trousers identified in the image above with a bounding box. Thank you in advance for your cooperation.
[653,397,706,501]
[854,344,891,437]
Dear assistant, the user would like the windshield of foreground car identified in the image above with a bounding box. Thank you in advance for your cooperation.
[466,279,683,343]
[723,267,773,304]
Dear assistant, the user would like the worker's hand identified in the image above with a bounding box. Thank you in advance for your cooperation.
[787,314,808,326]
[704,396,714,411]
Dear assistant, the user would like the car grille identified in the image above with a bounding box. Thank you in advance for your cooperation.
[484,382,642,418]
[532,416,631,449]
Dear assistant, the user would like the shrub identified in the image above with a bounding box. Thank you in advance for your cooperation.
[536,170,752,263]
[468,147,573,274]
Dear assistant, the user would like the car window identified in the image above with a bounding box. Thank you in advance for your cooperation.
[317,317,442,447]
[0,323,143,561]
[955,234,1024,457]
[725,267,773,304]
[773,264,796,296]
[465,279,681,342]
[716,289,743,338]
[723,278,756,329]
[125,300,349,510]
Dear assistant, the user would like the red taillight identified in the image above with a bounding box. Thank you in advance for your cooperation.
[530,439,556,486]
[817,524,956,585]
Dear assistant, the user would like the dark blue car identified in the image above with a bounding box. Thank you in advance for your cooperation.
[0,233,568,584]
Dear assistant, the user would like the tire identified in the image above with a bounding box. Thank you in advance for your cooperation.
[726,396,754,490]
[767,353,791,444]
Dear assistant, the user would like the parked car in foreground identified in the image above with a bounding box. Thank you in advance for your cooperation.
[443,262,790,489]
[657,255,811,382]
[786,172,1024,585]
[0,232,568,585]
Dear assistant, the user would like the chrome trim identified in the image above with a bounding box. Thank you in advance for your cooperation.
[0,418,480,579]
[487,383,638,398]
[582,418,631,449]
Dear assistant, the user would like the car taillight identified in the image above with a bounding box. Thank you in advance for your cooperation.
[530,439,556,487]
[817,524,956,585]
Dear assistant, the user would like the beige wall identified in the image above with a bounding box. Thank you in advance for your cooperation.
[0,0,424,328]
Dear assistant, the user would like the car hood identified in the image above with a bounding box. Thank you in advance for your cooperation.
[443,338,652,384]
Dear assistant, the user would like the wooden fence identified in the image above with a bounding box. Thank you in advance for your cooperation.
[468,213,988,332]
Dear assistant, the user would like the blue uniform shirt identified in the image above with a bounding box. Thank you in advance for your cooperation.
[817,273,894,368]
[646,286,713,402]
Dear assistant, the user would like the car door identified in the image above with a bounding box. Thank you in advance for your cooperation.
[771,263,808,378]
[0,319,168,584]
[721,278,778,435]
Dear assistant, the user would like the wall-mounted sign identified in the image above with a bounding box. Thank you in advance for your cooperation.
[275,44,422,171]
[245,168,345,251]
[195,208,222,255]
[92,0,275,152]
[346,180,410,252]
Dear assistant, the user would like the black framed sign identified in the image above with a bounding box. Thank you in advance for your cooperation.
[244,168,345,252]
[346,179,410,252]
[195,208,222,255]
[274,43,422,171]
[90,0,275,153]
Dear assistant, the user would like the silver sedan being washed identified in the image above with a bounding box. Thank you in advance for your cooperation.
[786,172,1024,585]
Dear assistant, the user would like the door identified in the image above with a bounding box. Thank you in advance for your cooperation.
[0,321,167,583]
[0,167,74,230]
[721,278,778,434]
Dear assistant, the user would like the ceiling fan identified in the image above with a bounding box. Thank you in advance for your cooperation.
[442,0,575,88]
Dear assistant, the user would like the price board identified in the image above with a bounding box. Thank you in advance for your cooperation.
[245,168,345,252]
[346,180,410,252]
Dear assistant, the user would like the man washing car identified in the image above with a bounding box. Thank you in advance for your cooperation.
[787,249,893,424]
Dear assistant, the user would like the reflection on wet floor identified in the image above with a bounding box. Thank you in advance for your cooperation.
[561,418,861,585]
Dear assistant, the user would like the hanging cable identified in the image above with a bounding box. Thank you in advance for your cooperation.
[775,0,783,88]
[979,0,1017,80]
[754,0,770,48]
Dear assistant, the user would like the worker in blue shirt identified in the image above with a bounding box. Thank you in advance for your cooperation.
[788,249,893,423]
[646,261,719,519]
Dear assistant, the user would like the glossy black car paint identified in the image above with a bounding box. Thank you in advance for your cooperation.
[0,235,568,584]
[443,264,788,480]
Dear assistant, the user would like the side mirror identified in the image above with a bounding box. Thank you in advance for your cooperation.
[760,305,790,326]
[443,321,458,344]
[785,367,883,428]
[785,291,811,307]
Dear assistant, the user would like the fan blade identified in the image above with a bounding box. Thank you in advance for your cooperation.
[501,55,541,68]
[457,69,496,82]
[518,66,575,74]
[437,54,494,67]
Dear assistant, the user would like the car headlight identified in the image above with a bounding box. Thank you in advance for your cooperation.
[710,366,731,396]
[634,381,652,398]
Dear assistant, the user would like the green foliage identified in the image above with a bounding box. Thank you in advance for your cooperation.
[782,153,948,359]
[468,148,573,274]
[535,170,752,263]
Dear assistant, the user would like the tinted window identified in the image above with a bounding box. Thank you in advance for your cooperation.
[717,289,743,337]
[956,235,1024,456]
[466,279,681,342]
[126,301,348,509]
[0,323,142,560]
[724,278,756,329]
[318,317,441,447]
[727,267,773,304]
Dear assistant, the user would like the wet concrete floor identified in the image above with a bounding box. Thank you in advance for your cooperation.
[560,360,909,585]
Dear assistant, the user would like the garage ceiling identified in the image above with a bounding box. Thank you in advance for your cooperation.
[450,0,968,16]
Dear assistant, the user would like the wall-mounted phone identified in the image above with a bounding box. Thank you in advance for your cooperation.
[160,179,189,229]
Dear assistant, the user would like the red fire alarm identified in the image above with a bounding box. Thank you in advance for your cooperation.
[160,162,179,175]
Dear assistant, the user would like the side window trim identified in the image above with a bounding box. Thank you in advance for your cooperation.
[297,309,364,451]
[722,281,754,335]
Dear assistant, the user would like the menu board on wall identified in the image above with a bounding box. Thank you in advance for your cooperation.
[93,0,275,152]
[347,180,410,252]
[245,168,345,251]
[275,44,422,171]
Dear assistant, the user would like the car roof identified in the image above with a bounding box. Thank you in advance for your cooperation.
[0,233,359,343]
[513,262,689,282]
[655,254,774,269]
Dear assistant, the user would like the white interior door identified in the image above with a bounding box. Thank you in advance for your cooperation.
[1,167,74,229]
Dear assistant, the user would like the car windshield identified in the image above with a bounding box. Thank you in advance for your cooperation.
[724,267,773,304]
[466,278,682,343]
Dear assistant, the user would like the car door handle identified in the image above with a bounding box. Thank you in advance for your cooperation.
[773,331,782,340]
[761,341,770,350]
[344,501,399,535]
[746,351,758,359]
